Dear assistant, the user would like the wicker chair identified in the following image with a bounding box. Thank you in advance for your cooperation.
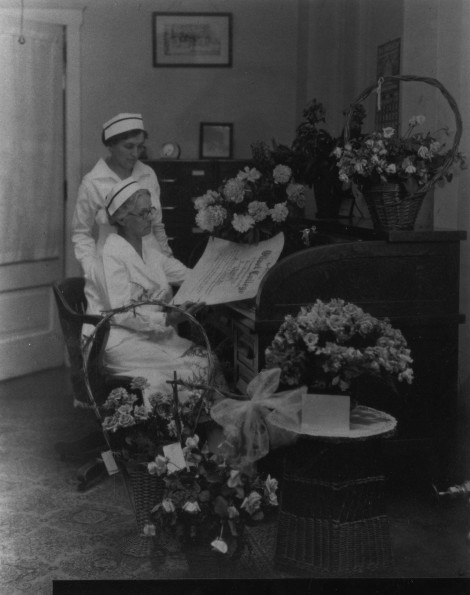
[52,277,132,491]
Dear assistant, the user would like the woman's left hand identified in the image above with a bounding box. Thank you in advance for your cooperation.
[165,301,206,327]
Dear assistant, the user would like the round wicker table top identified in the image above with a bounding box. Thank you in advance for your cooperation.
[299,405,397,443]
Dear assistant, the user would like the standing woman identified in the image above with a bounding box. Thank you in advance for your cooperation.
[72,113,172,312]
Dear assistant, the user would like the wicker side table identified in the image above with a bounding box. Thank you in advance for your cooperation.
[274,406,396,576]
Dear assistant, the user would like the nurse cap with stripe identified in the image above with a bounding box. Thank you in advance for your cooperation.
[102,113,144,141]
[105,177,141,216]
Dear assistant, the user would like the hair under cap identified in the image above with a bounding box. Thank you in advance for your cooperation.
[102,113,144,141]
[105,177,141,216]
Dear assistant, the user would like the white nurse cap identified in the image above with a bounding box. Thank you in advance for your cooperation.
[102,113,144,141]
[105,177,141,216]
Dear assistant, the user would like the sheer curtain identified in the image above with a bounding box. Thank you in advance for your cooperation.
[0,15,63,264]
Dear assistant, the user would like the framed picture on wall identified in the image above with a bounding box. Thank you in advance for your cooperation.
[152,12,232,67]
[199,123,233,159]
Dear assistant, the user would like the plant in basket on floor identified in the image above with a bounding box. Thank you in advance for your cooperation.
[149,439,279,559]
[264,298,414,403]
[101,377,279,559]
[101,378,209,465]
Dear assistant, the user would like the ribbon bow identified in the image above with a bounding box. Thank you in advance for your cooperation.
[210,368,306,465]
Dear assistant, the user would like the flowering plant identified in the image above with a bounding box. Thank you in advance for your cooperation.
[101,377,279,557]
[265,298,414,393]
[148,435,278,555]
[101,377,210,464]
[334,115,466,194]
[193,161,306,244]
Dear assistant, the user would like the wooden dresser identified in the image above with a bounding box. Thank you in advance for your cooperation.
[219,221,466,483]
[145,159,251,265]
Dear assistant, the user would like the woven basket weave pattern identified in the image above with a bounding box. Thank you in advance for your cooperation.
[275,512,392,575]
[127,467,165,531]
[363,184,426,231]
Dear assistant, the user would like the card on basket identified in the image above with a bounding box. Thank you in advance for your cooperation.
[301,393,351,435]
[163,442,187,473]
[101,450,119,476]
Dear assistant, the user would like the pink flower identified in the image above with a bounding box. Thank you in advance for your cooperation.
[241,491,262,515]
[148,455,168,476]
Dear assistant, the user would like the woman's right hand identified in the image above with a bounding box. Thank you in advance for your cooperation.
[165,301,206,327]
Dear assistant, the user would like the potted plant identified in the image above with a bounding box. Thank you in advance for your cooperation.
[100,376,279,565]
[333,75,466,231]
[264,298,414,406]
[193,162,306,245]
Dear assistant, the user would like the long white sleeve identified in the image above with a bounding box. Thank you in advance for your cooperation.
[71,180,100,274]
[103,250,173,339]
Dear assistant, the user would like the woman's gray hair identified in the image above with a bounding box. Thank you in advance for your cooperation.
[107,189,150,226]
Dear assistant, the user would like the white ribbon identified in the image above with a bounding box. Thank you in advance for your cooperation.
[210,368,306,464]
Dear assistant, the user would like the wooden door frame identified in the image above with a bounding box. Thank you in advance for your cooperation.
[0,7,82,278]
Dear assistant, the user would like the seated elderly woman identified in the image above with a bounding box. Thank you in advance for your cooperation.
[86,176,225,410]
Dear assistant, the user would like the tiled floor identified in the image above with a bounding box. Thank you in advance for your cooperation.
[0,366,469,593]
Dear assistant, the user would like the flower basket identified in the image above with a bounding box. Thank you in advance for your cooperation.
[123,464,166,557]
[343,74,463,231]
[362,183,427,231]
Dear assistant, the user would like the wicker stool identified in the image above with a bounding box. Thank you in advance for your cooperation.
[274,406,396,576]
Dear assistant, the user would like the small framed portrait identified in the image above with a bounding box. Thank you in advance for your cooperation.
[152,12,232,67]
[199,122,233,159]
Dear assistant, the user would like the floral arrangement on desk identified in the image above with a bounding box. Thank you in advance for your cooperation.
[193,161,306,244]
[333,115,467,195]
[101,377,279,557]
[264,298,414,396]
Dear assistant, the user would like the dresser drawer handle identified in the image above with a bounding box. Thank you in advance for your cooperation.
[162,206,176,210]
[161,178,177,183]
[192,170,206,176]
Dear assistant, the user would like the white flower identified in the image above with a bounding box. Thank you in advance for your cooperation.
[382,127,395,138]
[270,202,289,223]
[247,200,270,222]
[232,213,255,233]
[193,190,218,210]
[272,164,292,184]
[211,537,229,554]
[236,166,262,183]
[148,454,168,476]
[195,205,227,232]
[185,434,199,449]
[264,475,279,506]
[183,500,201,514]
[286,183,306,207]
[161,498,176,513]
[223,178,245,203]
[385,163,397,174]
[417,146,430,160]
[143,523,156,536]
[241,491,262,515]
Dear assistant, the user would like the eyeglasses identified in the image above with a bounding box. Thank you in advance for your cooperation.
[127,206,156,220]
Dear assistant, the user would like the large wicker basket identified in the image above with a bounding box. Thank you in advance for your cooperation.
[343,74,463,231]
[123,465,166,557]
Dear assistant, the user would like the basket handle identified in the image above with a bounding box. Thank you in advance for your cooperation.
[343,74,463,194]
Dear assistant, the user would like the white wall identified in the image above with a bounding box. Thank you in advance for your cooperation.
[79,0,300,176]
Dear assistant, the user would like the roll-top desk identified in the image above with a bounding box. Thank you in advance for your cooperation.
[219,222,466,483]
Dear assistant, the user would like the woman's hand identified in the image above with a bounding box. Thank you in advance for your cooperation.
[165,301,206,327]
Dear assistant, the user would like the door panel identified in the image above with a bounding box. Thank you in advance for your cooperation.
[0,17,65,380]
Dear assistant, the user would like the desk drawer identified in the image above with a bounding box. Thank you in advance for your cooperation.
[233,321,258,371]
